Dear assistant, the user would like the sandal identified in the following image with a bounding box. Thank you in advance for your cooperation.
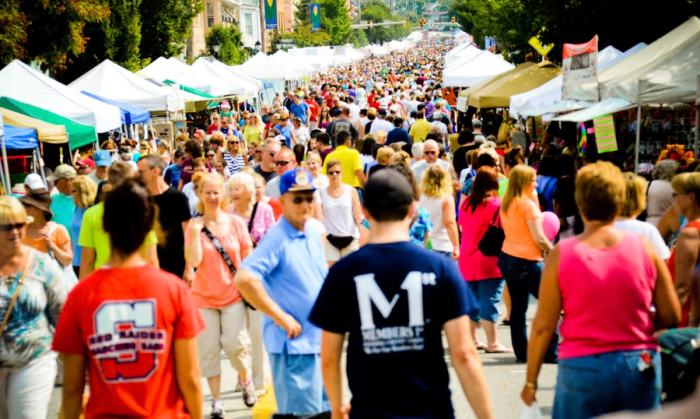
[476,342,487,350]
[485,344,513,353]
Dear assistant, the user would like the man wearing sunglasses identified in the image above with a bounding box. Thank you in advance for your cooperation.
[412,139,453,183]
[236,168,330,418]
[264,147,296,199]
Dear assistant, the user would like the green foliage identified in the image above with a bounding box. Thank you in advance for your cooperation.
[453,0,700,62]
[139,0,203,61]
[206,24,249,65]
[360,0,409,44]
[279,24,333,48]
[319,0,351,45]
[348,29,369,48]
[295,1,311,26]
[0,0,29,65]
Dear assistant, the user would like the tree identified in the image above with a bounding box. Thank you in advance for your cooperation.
[360,0,409,44]
[57,0,147,82]
[0,0,29,66]
[139,0,203,61]
[1,0,110,75]
[348,29,369,47]
[206,24,249,65]
[320,0,351,45]
[279,24,333,48]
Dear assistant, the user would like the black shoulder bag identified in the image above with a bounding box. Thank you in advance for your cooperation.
[202,226,256,310]
[247,202,259,247]
[478,207,505,257]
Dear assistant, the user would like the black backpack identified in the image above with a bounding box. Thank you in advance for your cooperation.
[659,327,700,402]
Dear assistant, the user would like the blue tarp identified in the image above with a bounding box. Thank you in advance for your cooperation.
[4,124,39,149]
[80,91,151,125]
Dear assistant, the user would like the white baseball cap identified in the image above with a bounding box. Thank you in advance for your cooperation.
[24,173,45,191]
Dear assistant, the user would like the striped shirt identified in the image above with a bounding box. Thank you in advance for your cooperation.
[223,152,245,175]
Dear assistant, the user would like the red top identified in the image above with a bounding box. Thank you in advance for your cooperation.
[207,123,220,135]
[666,220,700,326]
[306,99,319,122]
[53,265,204,418]
[557,233,658,359]
[458,196,502,281]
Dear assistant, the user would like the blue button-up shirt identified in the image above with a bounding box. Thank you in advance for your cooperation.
[240,217,328,354]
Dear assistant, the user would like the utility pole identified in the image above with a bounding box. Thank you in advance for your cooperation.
[258,0,266,51]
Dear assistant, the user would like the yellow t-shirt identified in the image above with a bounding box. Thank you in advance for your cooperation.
[409,119,432,142]
[500,197,543,261]
[78,202,158,269]
[243,125,262,147]
[323,145,364,188]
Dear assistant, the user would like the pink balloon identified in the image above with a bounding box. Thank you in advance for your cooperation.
[542,211,560,242]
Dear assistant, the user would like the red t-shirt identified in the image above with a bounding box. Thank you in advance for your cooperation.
[207,123,220,135]
[53,265,204,418]
[306,99,319,122]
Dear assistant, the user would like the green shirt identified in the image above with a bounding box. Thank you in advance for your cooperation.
[50,193,76,241]
[78,202,158,269]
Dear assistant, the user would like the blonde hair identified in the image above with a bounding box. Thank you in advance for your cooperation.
[502,165,536,213]
[389,150,411,166]
[72,175,97,208]
[376,146,395,165]
[305,151,322,166]
[575,161,626,221]
[672,172,700,201]
[196,172,226,215]
[421,165,452,198]
[620,172,648,217]
[0,195,29,225]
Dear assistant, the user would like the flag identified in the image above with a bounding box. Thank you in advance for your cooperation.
[264,0,277,30]
[578,122,587,154]
[311,3,321,31]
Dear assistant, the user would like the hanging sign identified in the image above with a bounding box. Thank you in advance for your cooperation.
[562,35,599,102]
[311,3,321,31]
[593,114,618,153]
[264,0,278,29]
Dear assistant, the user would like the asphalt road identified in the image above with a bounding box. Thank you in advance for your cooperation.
[47,301,556,419]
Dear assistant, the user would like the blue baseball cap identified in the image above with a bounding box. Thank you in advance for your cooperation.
[94,150,112,167]
[279,169,316,195]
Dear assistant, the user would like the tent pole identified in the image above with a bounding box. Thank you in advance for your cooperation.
[695,74,699,154]
[36,148,47,188]
[634,103,642,174]
[1,135,11,193]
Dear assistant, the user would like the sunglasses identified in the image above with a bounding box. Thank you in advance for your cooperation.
[292,195,314,205]
[424,150,437,155]
[207,154,215,157]
[0,222,26,232]
[275,160,291,166]
[328,170,341,175]
[230,141,240,145]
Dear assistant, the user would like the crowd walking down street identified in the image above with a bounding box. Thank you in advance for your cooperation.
[2,34,700,419]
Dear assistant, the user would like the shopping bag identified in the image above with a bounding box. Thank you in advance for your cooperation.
[520,400,543,419]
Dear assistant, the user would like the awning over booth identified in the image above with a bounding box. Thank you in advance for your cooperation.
[0,107,67,144]
[81,91,151,125]
[465,61,561,108]
[552,98,635,122]
[0,60,121,132]
[3,125,38,150]
[0,97,96,149]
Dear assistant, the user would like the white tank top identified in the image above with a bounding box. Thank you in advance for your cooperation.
[419,195,453,252]
[320,184,359,238]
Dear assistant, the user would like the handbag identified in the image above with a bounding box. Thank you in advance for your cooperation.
[326,234,354,251]
[247,202,259,247]
[478,207,505,257]
[201,226,256,310]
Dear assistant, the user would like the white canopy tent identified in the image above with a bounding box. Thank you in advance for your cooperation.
[69,59,183,112]
[0,60,121,132]
[167,58,239,97]
[191,59,252,96]
[599,17,700,104]
[443,50,514,87]
[192,58,261,97]
[509,45,637,118]
[444,44,482,67]
[139,57,212,93]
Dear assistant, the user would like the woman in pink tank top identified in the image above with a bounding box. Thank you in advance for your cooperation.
[521,162,680,419]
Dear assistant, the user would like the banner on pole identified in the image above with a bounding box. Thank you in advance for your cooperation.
[593,114,618,153]
[264,0,278,29]
[311,3,321,31]
[562,35,598,102]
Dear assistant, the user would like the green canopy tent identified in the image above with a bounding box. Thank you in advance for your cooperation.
[0,97,96,149]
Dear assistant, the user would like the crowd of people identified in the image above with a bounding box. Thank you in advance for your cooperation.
[0,38,698,419]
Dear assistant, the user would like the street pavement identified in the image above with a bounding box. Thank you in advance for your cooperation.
[48,301,556,418]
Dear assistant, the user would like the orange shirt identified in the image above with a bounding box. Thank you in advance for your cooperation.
[23,222,71,256]
[501,197,543,261]
[187,214,252,308]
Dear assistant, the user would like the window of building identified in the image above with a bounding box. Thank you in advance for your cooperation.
[207,2,214,27]
[245,14,254,36]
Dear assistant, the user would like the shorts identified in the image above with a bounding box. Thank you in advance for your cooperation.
[323,237,359,262]
[269,350,329,415]
[467,278,505,323]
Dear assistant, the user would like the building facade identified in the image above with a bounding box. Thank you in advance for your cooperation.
[187,0,263,59]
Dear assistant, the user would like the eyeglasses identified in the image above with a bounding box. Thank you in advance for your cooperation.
[424,150,437,155]
[230,141,240,145]
[0,222,26,232]
[207,153,215,157]
[328,170,341,175]
[275,160,291,166]
[292,195,314,205]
